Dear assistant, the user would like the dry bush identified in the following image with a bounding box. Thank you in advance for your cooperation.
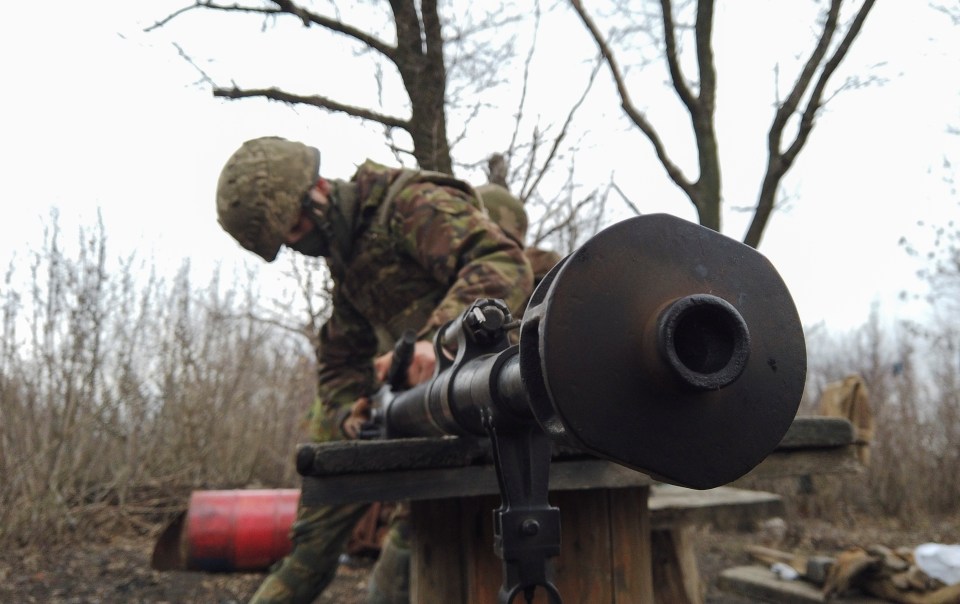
[792,307,960,522]
[0,214,316,546]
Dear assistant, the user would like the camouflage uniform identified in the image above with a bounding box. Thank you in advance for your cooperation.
[524,247,563,289]
[477,183,563,302]
[241,157,533,604]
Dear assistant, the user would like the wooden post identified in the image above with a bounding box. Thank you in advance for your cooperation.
[651,526,704,604]
[410,486,654,603]
[409,497,467,601]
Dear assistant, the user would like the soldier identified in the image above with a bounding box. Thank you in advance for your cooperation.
[215,137,534,604]
[476,183,563,298]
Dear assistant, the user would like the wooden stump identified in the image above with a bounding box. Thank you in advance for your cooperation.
[410,487,654,603]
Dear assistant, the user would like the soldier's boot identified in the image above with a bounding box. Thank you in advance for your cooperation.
[367,518,412,604]
[249,501,371,604]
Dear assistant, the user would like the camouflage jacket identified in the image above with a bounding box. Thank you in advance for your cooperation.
[309,160,533,440]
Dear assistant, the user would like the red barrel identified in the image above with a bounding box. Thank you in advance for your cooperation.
[183,489,299,571]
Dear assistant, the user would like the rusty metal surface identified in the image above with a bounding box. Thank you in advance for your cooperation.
[521,214,807,489]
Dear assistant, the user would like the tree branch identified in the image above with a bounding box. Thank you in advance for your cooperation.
[270,0,398,61]
[767,0,840,164]
[144,3,204,32]
[148,1,397,61]
[745,0,877,248]
[569,0,695,199]
[506,0,541,170]
[611,180,642,216]
[660,0,697,110]
[213,86,410,130]
[693,0,717,116]
[519,58,601,203]
[782,0,876,165]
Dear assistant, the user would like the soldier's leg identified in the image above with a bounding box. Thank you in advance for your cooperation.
[249,500,371,604]
[367,507,411,604]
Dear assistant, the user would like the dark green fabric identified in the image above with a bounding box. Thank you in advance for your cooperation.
[366,519,412,604]
[248,502,370,604]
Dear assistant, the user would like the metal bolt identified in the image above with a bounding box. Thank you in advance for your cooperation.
[520,519,540,536]
[470,306,487,326]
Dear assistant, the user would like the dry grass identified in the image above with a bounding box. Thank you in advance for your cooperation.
[0,216,316,545]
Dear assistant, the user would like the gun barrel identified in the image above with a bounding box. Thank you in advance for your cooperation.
[384,348,530,438]
[655,293,751,391]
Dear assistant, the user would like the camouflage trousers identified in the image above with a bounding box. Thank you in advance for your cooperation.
[248,499,410,604]
[367,514,411,604]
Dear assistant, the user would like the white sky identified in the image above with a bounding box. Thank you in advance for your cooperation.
[1,1,958,334]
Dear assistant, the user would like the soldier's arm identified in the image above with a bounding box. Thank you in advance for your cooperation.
[390,184,534,339]
[309,286,378,441]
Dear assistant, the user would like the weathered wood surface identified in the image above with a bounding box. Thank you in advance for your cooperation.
[652,525,705,604]
[733,446,861,484]
[300,417,857,506]
[298,417,855,477]
[410,488,654,604]
[648,484,783,531]
[299,435,489,475]
[646,485,786,604]
[718,566,884,604]
[776,416,854,449]
[301,458,652,506]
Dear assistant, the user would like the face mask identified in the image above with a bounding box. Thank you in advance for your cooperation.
[288,229,330,257]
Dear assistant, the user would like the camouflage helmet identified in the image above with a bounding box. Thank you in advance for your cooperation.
[477,183,528,246]
[216,136,320,262]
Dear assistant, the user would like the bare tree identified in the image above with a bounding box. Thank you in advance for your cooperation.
[933,1,960,26]
[472,2,615,254]
[900,148,959,318]
[569,0,878,248]
[150,1,525,174]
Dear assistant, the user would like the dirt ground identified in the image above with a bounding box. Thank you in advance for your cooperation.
[1,512,957,603]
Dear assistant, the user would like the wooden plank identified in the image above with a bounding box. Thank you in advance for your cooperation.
[778,417,854,450]
[547,458,653,491]
[460,495,502,604]
[301,446,854,506]
[301,464,497,506]
[301,458,652,506]
[410,490,654,603]
[609,487,654,603]
[651,526,704,604]
[299,418,859,507]
[718,566,884,604]
[297,417,856,478]
[648,485,783,531]
[734,447,861,483]
[551,490,614,603]
[410,498,465,603]
[297,436,489,476]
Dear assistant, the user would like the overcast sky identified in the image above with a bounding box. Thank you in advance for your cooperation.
[1,1,958,334]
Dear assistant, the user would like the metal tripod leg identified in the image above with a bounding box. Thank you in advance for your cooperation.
[483,409,562,604]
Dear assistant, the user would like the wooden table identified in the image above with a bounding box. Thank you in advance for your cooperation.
[299,417,858,603]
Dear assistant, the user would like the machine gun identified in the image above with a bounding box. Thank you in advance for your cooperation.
[298,213,807,604]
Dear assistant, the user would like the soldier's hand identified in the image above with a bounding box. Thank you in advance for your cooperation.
[374,340,437,386]
[341,397,372,439]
